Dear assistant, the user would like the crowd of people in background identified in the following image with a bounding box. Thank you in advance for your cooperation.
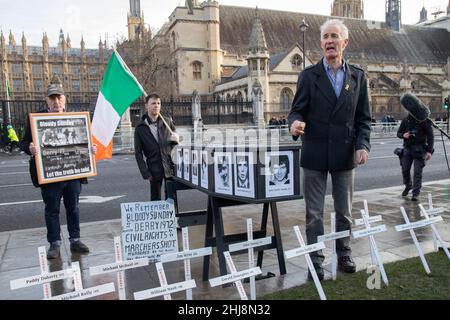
[268,115,287,127]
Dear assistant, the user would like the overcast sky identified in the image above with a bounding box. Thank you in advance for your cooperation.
[0,0,448,48]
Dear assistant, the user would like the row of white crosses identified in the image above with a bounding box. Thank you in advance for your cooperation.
[209,219,271,300]
[394,194,450,274]
[283,193,449,299]
[10,194,448,300]
[10,246,115,300]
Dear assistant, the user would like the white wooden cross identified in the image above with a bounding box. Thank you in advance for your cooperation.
[89,236,149,300]
[209,251,262,300]
[228,218,272,300]
[317,213,350,280]
[352,200,388,286]
[133,261,197,300]
[284,225,327,300]
[419,203,450,261]
[423,193,447,252]
[10,246,75,299]
[45,261,116,300]
[160,227,212,300]
[394,206,444,274]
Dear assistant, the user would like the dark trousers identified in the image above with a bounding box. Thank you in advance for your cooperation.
[41,180,82,244]
[303,168,354,264]
[150,178,176,201]
[401,148,425,196]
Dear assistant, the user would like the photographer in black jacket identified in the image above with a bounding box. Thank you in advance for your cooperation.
[397,114,434,201]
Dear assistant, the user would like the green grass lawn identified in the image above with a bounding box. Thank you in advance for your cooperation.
[263,251,450,300]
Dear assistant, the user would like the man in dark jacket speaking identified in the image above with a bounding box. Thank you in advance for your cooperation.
[134,94,179,200]
[288,19,371,280]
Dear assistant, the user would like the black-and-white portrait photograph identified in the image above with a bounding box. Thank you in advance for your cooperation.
[176,148,183,178]
[214,152,232,195]
[192,150,199,185]
[183,148,190,181]
[234,152,255,198]
[201,150,209,189]
[30,112,96,185]
[265,151,294,198]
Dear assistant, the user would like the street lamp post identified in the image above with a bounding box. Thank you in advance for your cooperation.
[299,18,309,71]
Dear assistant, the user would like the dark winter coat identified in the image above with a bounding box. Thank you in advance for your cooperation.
[288,59,372,171]
[134,114,177,180]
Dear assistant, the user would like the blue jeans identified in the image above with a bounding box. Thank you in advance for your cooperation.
[41,180,82,244]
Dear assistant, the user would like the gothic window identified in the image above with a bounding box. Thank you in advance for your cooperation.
[280,88,293,110]
[291,54,302,70]
[52,65,61,75]
[236,91,243,102]
[250,60,258,72]
[192,61,202,80]
[89,81,98,92]
[33,79,42,92]
[71,65,80,75]
[32,64,42,75]
[89,66,97,76]
[13,79,23,91]
[72,80,80,92]
[171,32,176,50]
[11,63,22,75]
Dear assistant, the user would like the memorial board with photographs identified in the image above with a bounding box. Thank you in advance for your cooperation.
[200,150,209,189]
[183,148,190,181]
[214,152,232,195]
[29,112,96,184]
[176,148,183,178]
[191,149,199,186]
[265,151,294,198]
[234,152,255,198]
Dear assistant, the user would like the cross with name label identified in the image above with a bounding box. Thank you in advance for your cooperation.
[10,246,75,299]
[352,200,388,286]
[317,212,350,280]
[45,261,116,300]
[423,193,448,252]
[209,251,262,300]
[228,218,272,300]
[395,205,445,274]
[418,203,450,261]
[284,226,327,300]
[133,261,197,300]
[160,227,212,300]
[89,236,149,300]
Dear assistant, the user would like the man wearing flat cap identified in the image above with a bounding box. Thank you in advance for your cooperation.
[20,76,95,259]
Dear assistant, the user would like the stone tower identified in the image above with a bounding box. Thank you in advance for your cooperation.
[128,0,146,41]
[386,0,401,31]
[331,0,364,19]
[419,5,427,23]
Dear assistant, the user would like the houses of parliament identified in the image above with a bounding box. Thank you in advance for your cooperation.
[1,0,450,120]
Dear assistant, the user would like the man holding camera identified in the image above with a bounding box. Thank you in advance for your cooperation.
[397,114,434,201]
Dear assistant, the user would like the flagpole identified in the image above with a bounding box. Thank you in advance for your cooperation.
[4,78,11,124]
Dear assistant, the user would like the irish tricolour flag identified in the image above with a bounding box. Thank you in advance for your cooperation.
[91,50,144,161]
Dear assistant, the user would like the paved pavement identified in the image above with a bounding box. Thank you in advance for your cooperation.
[0,179,449,300]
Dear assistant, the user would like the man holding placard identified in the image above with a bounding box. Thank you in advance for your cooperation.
[134,94,180,200]
[288,19,371,280]
[20,77,96,259]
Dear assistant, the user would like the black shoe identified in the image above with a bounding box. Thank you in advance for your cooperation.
[47,244,60,259]
[308,263,324,281]
[338,256,356,273]
[402,187,411,197]
[411,195,419,202]
[70,240,90,253]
